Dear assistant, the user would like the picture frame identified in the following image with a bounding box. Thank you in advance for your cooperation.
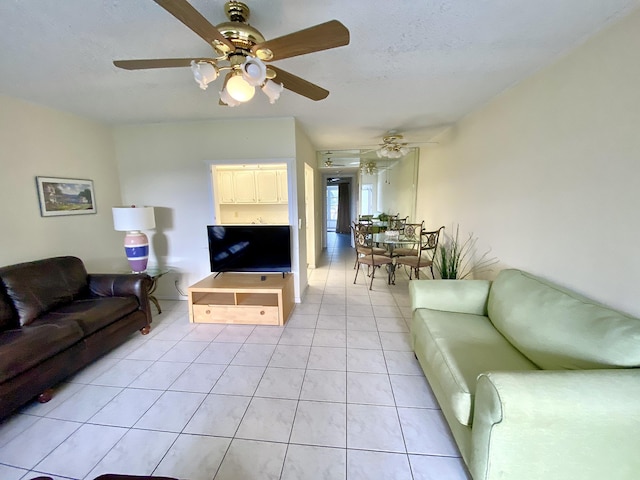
[36,176,97,217]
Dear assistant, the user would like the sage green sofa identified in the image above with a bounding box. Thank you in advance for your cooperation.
[409,268,640,480]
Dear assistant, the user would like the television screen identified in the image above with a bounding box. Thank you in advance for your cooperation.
[207,225,292,273]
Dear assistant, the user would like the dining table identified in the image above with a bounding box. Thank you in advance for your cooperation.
[372,232,419,284]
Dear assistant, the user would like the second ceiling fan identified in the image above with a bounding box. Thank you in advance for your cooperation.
[114,0,350,106]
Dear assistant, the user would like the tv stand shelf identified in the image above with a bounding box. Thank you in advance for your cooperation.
[188,273,294,326]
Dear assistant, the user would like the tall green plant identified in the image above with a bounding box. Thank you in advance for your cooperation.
[435,225,497,279]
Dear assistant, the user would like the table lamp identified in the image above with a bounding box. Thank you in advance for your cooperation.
[112,206,156,273]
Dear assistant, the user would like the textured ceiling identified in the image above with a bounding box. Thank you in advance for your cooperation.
[1,0,638,150]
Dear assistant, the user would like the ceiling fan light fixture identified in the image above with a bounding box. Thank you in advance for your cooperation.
[241,57,267,86]
[377,145,410,159]
[226,73,256,102]
[191,61,219,90]
[360,160,378,175]
[261,79,284,104]
[219,88,241,107]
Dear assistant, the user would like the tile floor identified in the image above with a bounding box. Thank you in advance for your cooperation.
[0,233,470,480]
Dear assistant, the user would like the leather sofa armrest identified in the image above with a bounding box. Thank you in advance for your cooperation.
[88,274,152,326]
[470,370,640,480]
[409,279,491,316]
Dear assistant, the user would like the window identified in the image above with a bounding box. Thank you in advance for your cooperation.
[361,183,374,215]
[327,185,338,232]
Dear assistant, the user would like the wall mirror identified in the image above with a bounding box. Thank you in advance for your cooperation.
[317,148,419,225]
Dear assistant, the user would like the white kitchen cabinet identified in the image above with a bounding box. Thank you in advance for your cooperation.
[217,170,236,204]
[215,166,287,204]
[255,170,280,203]
[233,170,257,203]
[277,170,288,203]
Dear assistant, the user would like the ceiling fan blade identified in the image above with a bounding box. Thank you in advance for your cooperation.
[153,0,235,52]
[268,66,329,101]
[113,58,213,70]
[252,20,349,61]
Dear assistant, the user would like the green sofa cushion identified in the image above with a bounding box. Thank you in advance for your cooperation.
[412,308,538,426]
[409,279,491,316]
[488,269,640,370]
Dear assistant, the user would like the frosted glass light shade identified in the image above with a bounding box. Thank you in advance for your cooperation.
[220,88,241,107]
[226,74,256,102]
[377,146,410,159]
[261,80,284,104]
[241,57,267,86]
[112,206,156,232]
[191,61,219,90]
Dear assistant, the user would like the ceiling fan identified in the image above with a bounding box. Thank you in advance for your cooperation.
[363,131,439,158]
[375,133,411,158]
[113,0,350,106]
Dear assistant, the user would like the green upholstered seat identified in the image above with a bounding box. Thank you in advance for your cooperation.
[412,308,537,426]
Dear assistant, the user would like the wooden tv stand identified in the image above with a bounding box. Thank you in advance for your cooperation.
[187,273,294,326]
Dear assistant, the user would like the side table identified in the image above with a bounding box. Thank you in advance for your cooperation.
[144,267,170,314]
[122,268,171,314]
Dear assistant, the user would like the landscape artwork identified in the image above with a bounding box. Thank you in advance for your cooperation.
[36,176,96,216]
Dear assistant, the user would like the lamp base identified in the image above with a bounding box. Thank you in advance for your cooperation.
[124,231,149,273]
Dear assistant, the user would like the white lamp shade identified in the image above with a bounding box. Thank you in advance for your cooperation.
[219,87,241,107]
[112,206,156,232]
[191,61,219,90]
[226,74,256,102]
[241,57,267,86]
[261,80,284,104]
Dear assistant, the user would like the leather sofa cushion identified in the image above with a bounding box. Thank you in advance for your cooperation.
[0,256,89,326]
[0,288,18,332]
[488,269,640,370]
[35,297,139,336]
[412,308,537,426]
[0,322,84,383]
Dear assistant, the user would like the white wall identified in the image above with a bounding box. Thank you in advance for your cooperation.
[113,117,300,300]
[294,121,317,287]
[416,9,640,316]
[0,95,124,271]
[218,204,288,224]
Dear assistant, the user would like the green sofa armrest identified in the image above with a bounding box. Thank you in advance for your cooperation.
[409,279,491,316]
[471,370,640,480]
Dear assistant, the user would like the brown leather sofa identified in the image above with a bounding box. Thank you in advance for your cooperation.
[0,256,152,420]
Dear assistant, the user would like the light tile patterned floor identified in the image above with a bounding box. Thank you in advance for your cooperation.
[0,233,470,480]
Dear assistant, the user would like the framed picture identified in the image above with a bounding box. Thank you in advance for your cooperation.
[36,176,97,216]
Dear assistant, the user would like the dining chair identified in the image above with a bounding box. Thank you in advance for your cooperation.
[351,222,386,269]
[395,226,444,279]
[353,225,393,289]
[388,215,408,232]
[387,221,424,257]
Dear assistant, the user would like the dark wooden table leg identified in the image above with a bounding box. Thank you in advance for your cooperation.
[147,276,162,314]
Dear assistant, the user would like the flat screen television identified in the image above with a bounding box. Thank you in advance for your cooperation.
[207,225,292,273]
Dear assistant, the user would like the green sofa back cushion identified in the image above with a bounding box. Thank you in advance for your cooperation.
[487,269,640,370]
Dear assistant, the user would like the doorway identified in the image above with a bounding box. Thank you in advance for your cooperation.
[304,163,316,269]
[326,185,338,232]
[325,179,352,234]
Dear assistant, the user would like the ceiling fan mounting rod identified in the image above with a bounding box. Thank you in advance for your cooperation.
[225,1,250,23]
